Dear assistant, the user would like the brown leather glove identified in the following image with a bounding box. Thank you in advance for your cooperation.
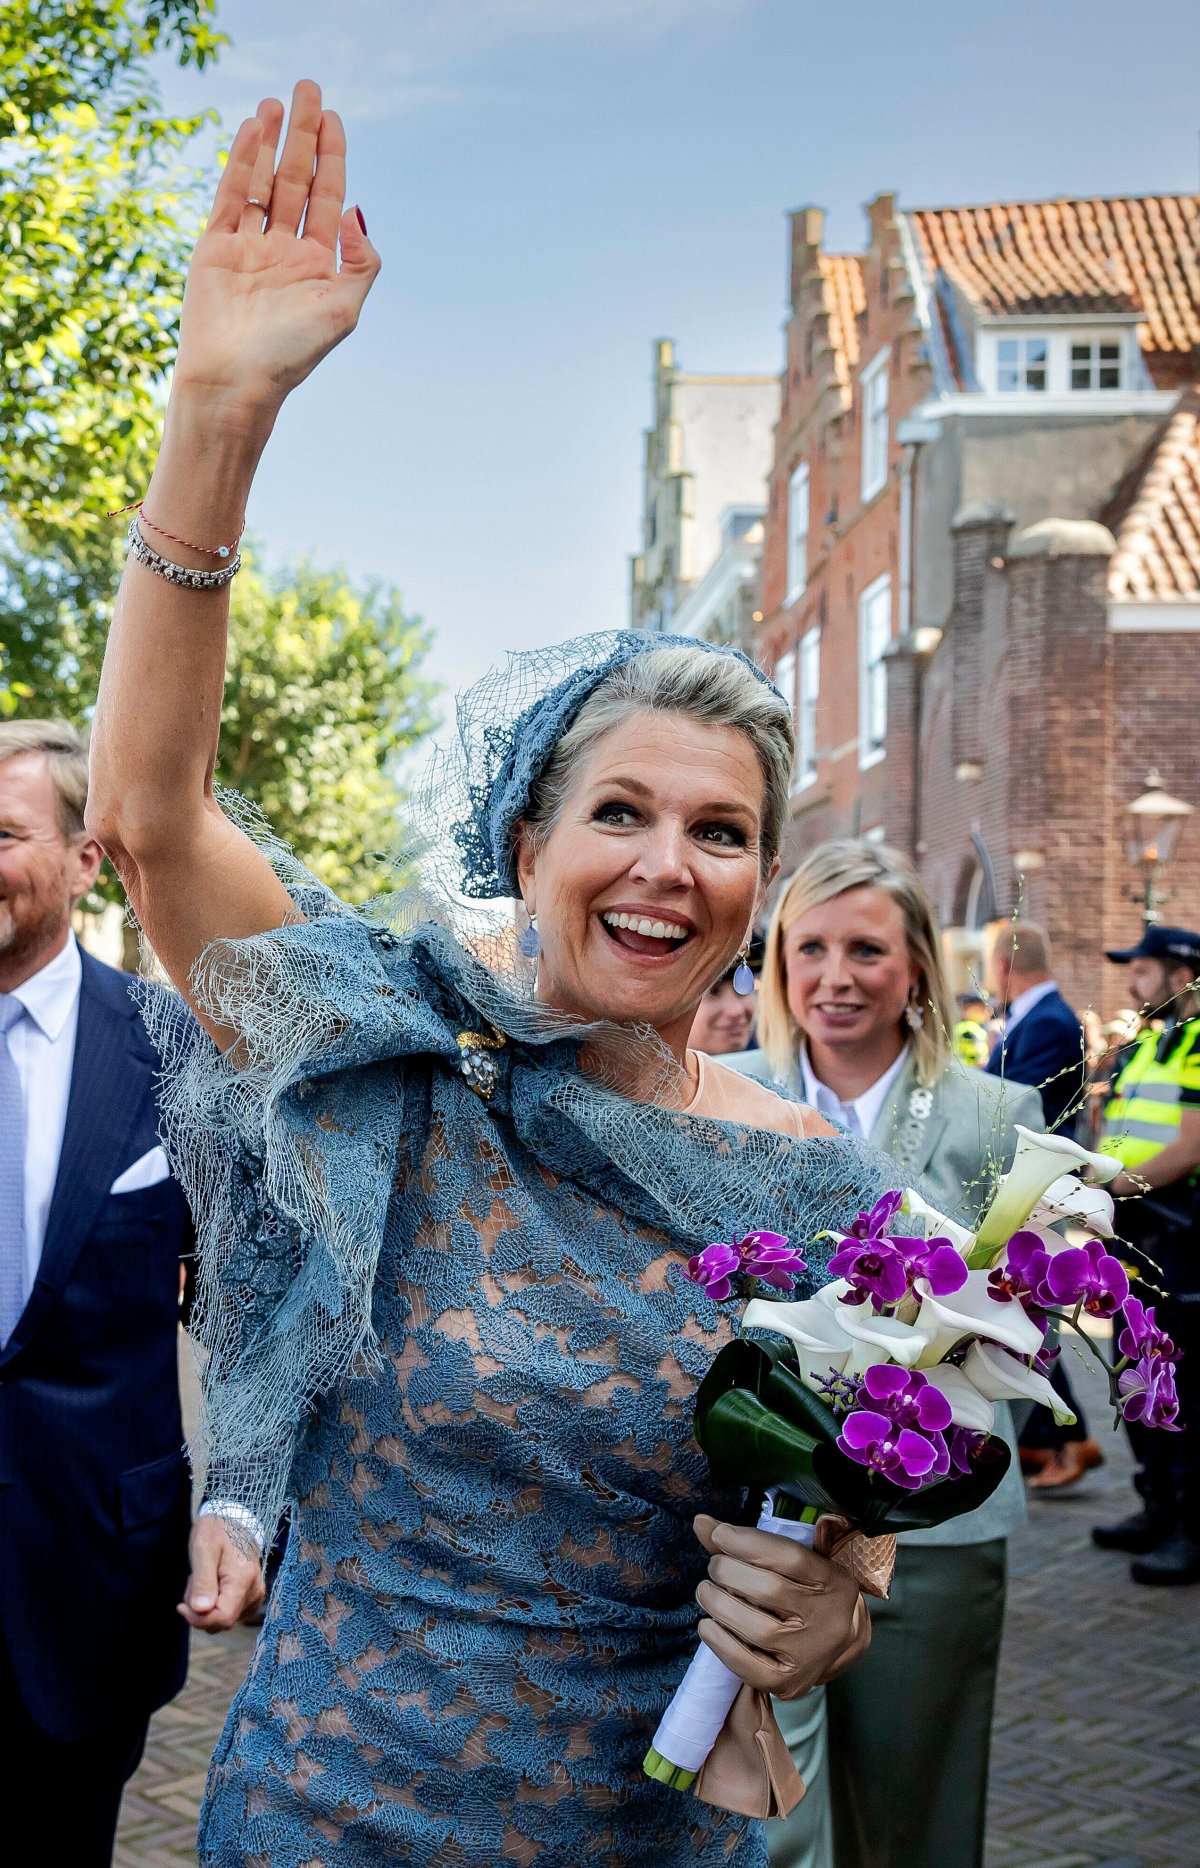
[692,1513,872,1700]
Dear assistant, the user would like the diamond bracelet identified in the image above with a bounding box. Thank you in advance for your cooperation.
[127,517,242,590]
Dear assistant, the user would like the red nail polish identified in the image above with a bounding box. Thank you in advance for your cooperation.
[355,205,368,236]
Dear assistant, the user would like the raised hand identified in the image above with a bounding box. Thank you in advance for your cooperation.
[173,79,380,421]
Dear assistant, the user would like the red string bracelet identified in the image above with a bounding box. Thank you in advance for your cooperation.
[108,499,245,561]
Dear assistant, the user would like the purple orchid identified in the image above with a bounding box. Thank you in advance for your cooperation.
[828,1235,910,1309]
[990,1231,1128,1319]
[685,1241,741,1303]
[684,1230,807,1304]
[836,1365,955,1491]
[838,1413,944,1488]
[1039,1239,1129,1317]
[1118,1297,1176,1363]
[1119,1354,1181,1431]
[848,1190,905,1240]
[988,1230,1050,1304]
[829,1197,967,1313]
[947,1424,987,1474]
[739,1230,808,1292]
[858,1362,955,1434]
[908,1240,971,1298]
[1114,1299,1182,1431]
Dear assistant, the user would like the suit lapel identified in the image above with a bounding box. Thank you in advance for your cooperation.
[0,955,149,1365]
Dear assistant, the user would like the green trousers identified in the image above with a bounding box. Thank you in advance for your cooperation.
[769,1540,1007,1868]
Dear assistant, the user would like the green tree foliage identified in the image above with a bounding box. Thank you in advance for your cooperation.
[0,2,224,547]
[220,557,438,902]
[0,3,440,899]
[0,535,439,905]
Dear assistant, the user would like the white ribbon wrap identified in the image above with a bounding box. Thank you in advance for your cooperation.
[650,1501,816,1775]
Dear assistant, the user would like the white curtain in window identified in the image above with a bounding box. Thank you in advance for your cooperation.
[787,465,809,601]
[861,353,889,499]
[858,576,891,763]
[798,628,820,782]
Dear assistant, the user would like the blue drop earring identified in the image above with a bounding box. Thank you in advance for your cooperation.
[732,945,755,996]
[519,916,541,960]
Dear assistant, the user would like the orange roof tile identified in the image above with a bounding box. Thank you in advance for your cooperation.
[818,253,865,383]
[909,195,1200,378]
[1105,390,1200,601]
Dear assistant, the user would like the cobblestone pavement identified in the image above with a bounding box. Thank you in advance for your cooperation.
[118,1347,1199,1866]
[984,1349,1199,1868]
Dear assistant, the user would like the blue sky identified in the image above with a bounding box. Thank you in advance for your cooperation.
[156,0,1200,698]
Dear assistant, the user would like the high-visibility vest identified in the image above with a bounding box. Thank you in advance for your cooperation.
[953,1019,990,1068]
[1100,1017,1200,1174]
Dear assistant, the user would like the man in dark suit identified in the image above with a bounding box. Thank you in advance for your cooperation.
[987,920,1099,1489]
[986,921,1087,1132]
[0,720,257,1864]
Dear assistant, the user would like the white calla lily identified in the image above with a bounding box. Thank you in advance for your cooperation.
[901,1188,975,1254]
[920,1363,996,1434]
[963,1340,1078,1426]
[1029,1173,1116,1240]
[809,1279,938,1370]
[740,1295,852,1392]
[840,1307,938,1372]
[914,1268,1045,1366]
[970,1126,1120,1264]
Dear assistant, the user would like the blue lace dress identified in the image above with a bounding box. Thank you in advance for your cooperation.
[148,905,889,1868]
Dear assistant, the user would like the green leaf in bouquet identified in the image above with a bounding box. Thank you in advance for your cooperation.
[697,1386,847,1516]
[693,1336,1013,1531]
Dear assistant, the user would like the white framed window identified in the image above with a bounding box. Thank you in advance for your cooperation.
[983,327,1134,395]
[786,463,809,603]
[858,574,891,769]
[996,335,1048,392]
[796,627,820,788]
[860,349,890,501]
[1069,338,1122,390]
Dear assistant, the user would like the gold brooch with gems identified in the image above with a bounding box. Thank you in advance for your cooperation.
[456,1028,505,1101]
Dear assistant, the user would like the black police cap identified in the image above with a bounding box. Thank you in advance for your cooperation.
[1105,925,1200,965]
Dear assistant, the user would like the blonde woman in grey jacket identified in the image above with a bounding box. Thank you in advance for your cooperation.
[726,840,1041,1868]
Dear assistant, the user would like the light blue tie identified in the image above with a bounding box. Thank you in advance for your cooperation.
[0,993,27,1347]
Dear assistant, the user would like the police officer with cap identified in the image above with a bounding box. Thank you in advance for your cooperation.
[1093,925,1200,1585]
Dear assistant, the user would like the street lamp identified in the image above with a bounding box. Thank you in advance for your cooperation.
[1124,770,1194,925]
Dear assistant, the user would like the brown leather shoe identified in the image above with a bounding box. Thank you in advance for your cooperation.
[1019,1445,1054,1476]
[1027,1439,1105,1492]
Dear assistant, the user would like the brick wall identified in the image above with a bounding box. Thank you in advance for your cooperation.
[1105,630,1200,999]
[914,521,1200,1018]
[760,195,932,869]
[755,190,1200,1011]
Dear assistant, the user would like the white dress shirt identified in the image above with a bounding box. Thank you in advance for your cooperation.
[1001,977,1058,1036]
[798,1041,909,1140]
[5,933,81,1303]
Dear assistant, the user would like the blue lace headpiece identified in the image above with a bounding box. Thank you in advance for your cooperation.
[452,629,779,900]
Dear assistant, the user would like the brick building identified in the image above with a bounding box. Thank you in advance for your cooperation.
[758,191,1200,1012]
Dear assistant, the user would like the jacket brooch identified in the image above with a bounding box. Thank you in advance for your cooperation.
[456,1027,506,1101]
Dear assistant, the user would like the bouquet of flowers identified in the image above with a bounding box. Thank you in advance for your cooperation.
[646,1126,1182,1800]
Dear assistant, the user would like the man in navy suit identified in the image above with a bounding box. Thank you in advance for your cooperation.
[986,921,1086,1132]
[0,721,257,1864]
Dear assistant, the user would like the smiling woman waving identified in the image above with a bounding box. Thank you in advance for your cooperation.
[86,81,893,1868]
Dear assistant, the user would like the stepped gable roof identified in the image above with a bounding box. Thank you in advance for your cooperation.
[908,194,1200,383]
[818,252,866,384]
[1104,390,1200,601]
